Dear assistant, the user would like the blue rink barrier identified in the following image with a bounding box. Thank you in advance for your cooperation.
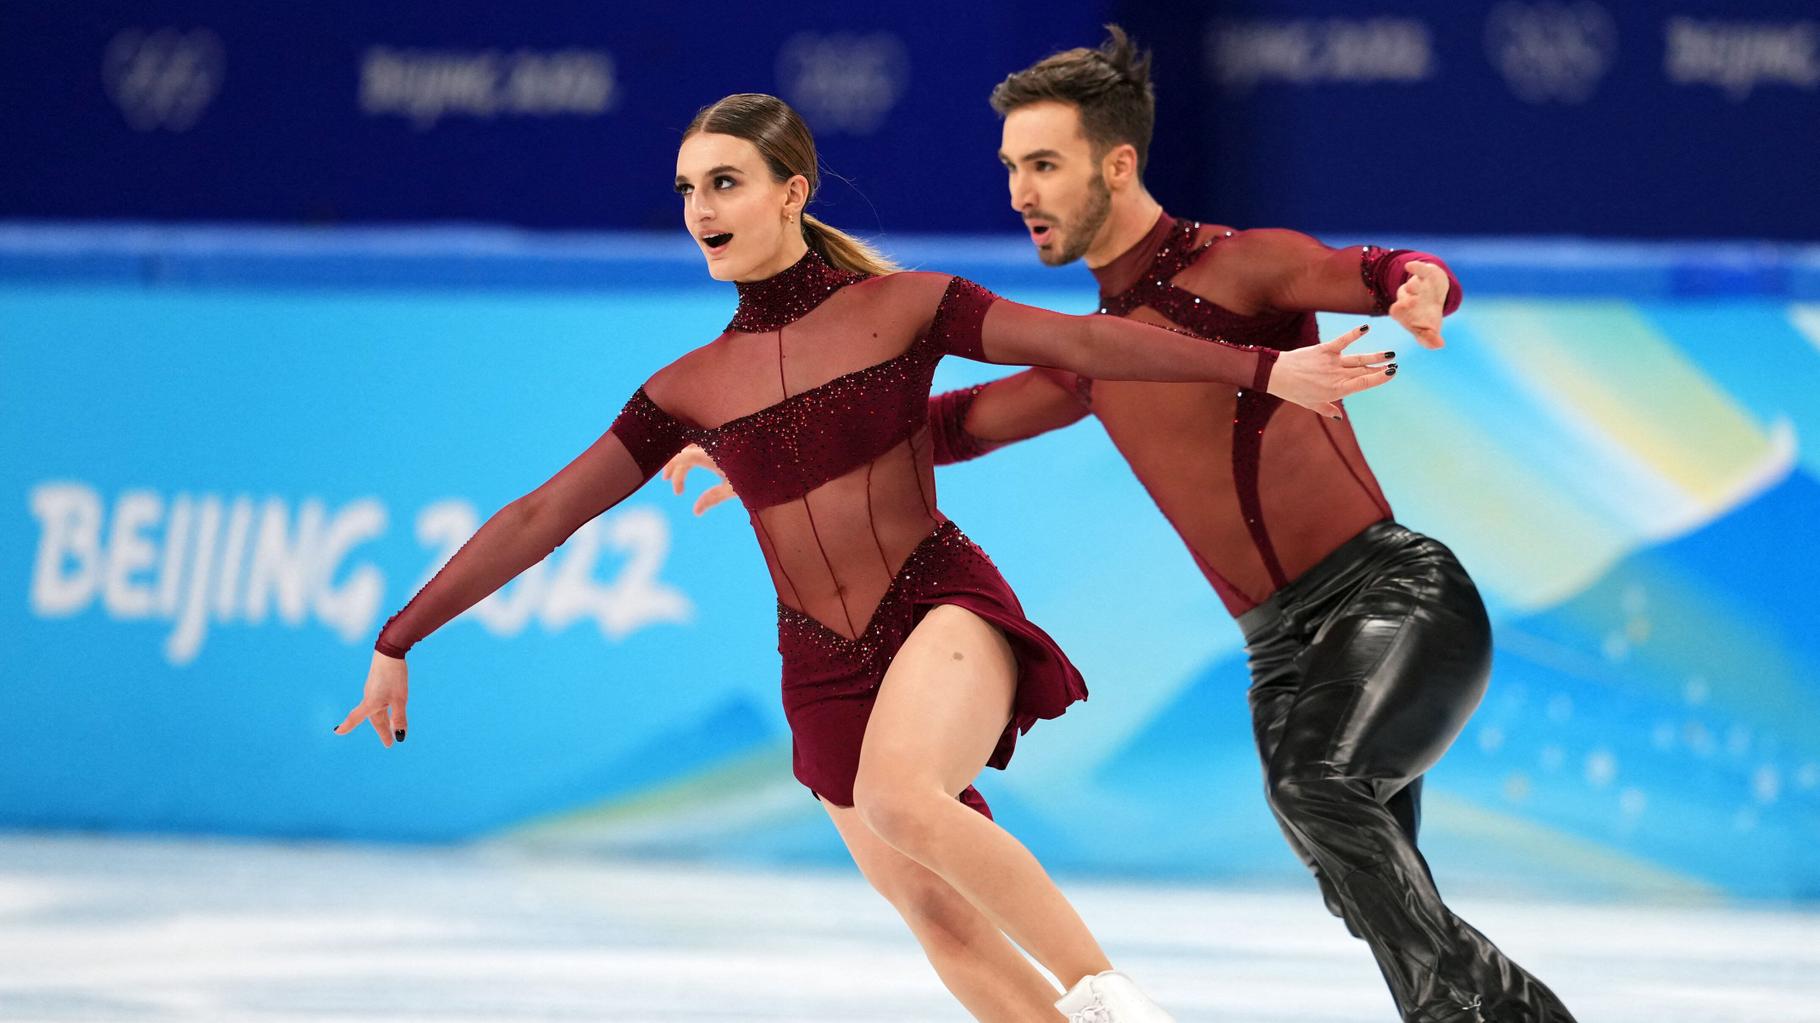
[3,226,1817,901]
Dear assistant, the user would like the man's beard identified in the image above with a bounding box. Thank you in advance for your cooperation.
[1041,172,1113,266]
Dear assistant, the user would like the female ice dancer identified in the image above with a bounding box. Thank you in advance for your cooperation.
[334,93,1392,1022]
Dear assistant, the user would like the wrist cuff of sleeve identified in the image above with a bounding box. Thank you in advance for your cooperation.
[375,612,410,658]
[1361,247,1463,316]
[1252,349,1278,393]
[928,385,1000,465]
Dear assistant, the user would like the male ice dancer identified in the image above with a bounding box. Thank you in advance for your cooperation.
[669,26,1579,1023]
[945,29,1575,1023]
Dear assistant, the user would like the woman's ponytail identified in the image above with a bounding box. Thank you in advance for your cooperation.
[801,213,898,276]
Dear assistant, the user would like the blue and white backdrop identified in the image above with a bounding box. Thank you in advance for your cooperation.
[3,0,1816,904]
[3,228,1816,901]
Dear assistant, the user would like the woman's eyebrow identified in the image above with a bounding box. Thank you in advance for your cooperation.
[676,164,745,184]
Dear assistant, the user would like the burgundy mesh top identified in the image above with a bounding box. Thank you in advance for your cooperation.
[374,247,1280,659]
[931,212,1463,617]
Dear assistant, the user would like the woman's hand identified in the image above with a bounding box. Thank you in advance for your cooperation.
[333,650,409,747]
[660,444,738,516]
[1267,324,1397,419]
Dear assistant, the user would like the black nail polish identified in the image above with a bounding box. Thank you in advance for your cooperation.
[1387,365,1398,376]
[1359,324,1370,333]
[394,730,406,742]
[1386,351,1396,359]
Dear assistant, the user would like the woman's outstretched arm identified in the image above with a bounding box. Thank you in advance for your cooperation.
[334,388,689,746]
[371,428,653,658]
[925,277,1397,419]
[926,369,1091,465]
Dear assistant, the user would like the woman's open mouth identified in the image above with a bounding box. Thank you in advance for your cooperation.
[702,232,733,254]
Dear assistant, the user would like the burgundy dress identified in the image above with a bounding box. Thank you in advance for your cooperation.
[374,248,1275,816]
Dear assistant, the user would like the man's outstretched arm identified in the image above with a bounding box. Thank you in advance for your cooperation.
[1213,228,1464,349]
[660,367,1094,514]
[928,367,1092,465]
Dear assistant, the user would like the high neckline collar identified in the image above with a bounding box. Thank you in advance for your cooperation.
[729,248,866,333]
[1089,209,1181,302]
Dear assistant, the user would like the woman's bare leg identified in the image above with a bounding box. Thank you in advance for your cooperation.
[824,799,1062,1021]
[853,604,1112,989]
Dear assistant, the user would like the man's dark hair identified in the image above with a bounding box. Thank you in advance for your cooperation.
[989,24,1156,174]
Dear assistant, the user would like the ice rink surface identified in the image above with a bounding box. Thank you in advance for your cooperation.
[1,834,1815,1022]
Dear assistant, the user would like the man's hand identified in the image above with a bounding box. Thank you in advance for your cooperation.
[660,444,738,516]
[1389,260,1449,349]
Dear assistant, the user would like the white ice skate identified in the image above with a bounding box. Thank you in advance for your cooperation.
[1055,970,1176,1023]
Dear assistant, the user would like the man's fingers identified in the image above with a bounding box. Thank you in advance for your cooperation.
[1420,328,1446,350]
[665,447,730,503]
[691,484,728,515]
[693,483,735,516]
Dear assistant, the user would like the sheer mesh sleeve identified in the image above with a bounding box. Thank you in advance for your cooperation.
[927,385,996,465]
[976,292,1276,391]
[1361,247,1464,316]
[925,276,1001,360]
[1199,229,1463,319]
[373,389,686,657]
[609,388,691,480]
[928,368,1093,465]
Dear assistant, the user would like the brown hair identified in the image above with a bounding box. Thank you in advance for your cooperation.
[989,24,1155,175]
[683,93,898,276]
